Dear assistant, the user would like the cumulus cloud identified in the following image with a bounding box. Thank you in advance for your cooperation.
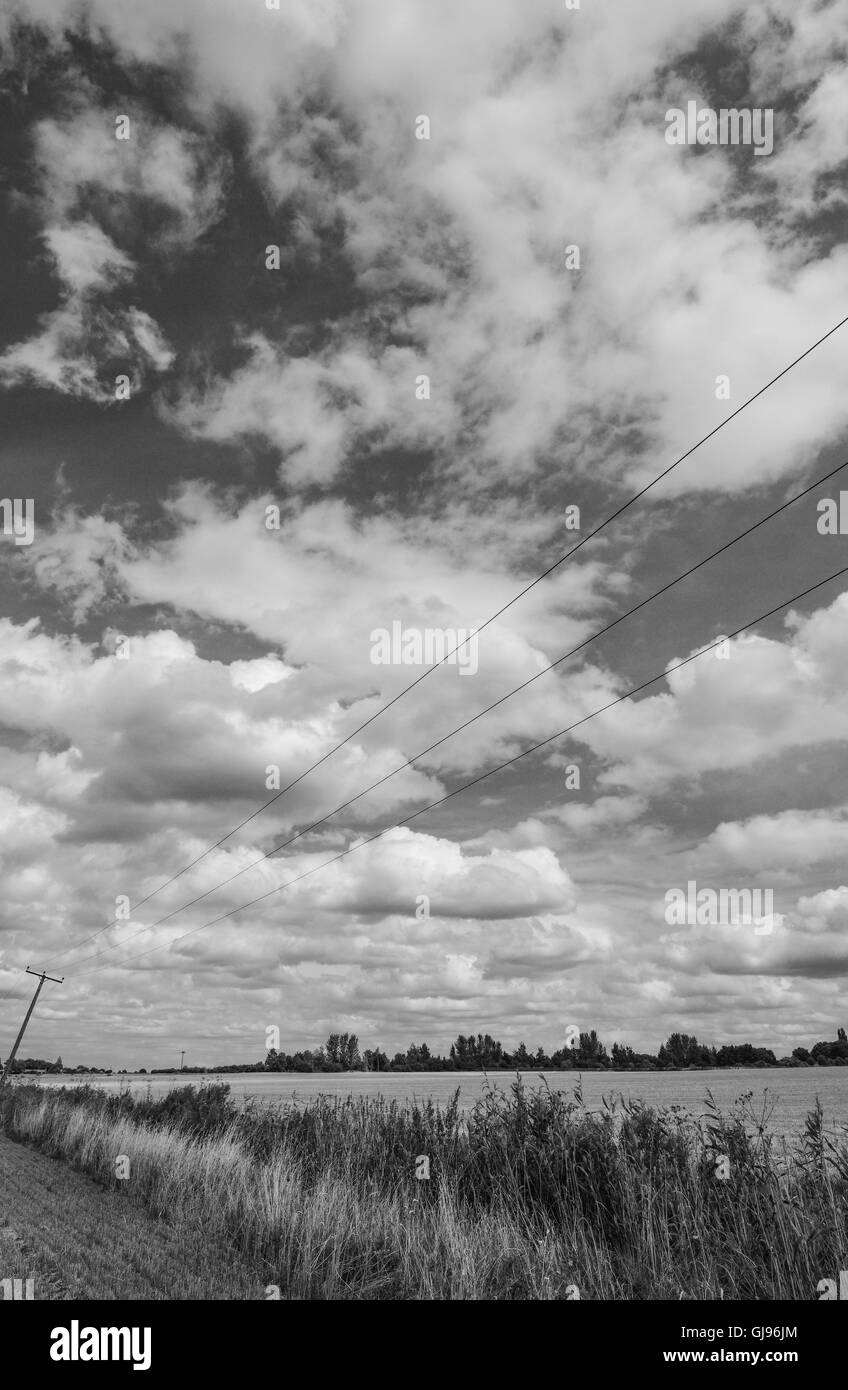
[662,896,848,979]
[581,592,848,792]
[702,808,848,873]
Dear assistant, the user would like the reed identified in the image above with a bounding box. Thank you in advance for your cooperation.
[2,1078,845,1299]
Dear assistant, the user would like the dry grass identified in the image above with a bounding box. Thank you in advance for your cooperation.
[2,1079,847,1299]
[0,1130,271,1299]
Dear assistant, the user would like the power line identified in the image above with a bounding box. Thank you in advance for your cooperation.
[37,312,848,968]
[50,454,848,972]
[68,561,848,982]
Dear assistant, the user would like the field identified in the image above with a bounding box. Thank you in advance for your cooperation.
[28,1067,848,1137]
[2,1076,847,1300]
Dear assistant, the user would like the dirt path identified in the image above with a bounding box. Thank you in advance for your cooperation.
[0,1133,273,1300]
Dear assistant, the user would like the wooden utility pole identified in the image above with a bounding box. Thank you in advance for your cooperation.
[0,967,64,1087]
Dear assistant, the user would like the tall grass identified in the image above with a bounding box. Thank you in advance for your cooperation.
[2,1078,846,1299]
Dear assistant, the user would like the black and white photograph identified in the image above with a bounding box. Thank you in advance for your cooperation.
[0,0,846,1350]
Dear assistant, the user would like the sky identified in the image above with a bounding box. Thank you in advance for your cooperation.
[1,0,847,1069]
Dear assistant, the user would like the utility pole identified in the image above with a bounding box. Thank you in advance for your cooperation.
[0,968,64,1087]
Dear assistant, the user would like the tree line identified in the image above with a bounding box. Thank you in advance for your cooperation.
[5,1028,846,1075]
[254,1026,848,1074]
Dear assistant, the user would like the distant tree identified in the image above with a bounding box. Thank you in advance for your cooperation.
[341,1033,360,1070]
[475,1034,504,1068]
[611,1041,635,1069]
[404,1042,433,1071]
[715,1043,776,1067]
[322,1033,360,1069]
[660,1032,710,1067]
[576,1030,608,1066]
[811,1031,848,1062]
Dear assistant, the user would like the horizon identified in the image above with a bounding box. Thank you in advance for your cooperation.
[6,1022,846,1074]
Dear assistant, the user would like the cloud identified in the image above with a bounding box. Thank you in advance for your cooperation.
[34,112,229,251]
[661,893,848,979]
[550,793,650,835]
[24,505,133,622]
[7,0,848,492]
[580,592,848,792]
[308,827,576,919]
[702,808,848,873]
[795,886,848,932]
[0,83,232,399]
[165,332,456,487]
[0,221,173,400]
[3,0,848,1062]
[150,0,848,491]
[42,221,134,295]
